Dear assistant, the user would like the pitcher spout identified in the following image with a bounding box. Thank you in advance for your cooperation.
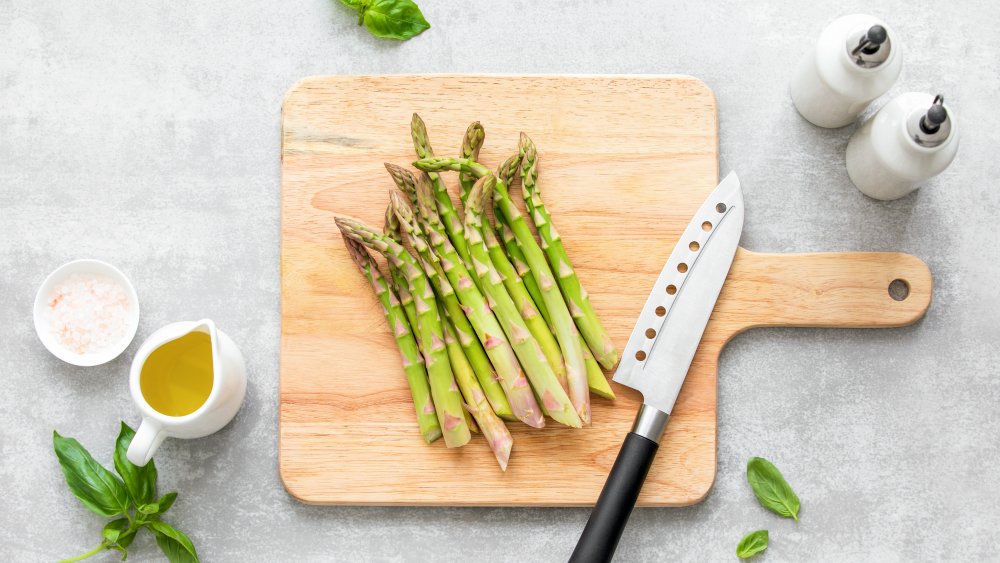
[191,318,217,338]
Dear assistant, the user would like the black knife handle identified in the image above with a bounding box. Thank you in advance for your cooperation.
[569,432,659,563]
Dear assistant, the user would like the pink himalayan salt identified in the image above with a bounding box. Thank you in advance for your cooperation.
[47,273,130,355]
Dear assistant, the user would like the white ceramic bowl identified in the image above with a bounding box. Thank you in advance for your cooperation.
[33,259,140,366]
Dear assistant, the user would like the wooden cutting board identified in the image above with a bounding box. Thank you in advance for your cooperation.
[279,75,932,506]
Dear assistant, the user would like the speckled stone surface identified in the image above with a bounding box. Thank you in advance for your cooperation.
[2,1,998,561]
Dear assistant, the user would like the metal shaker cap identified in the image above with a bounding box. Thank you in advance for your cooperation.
[847,24,892,68]
[908,95,952,147]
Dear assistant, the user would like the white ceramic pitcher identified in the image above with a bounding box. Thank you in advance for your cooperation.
[126,319,247,466]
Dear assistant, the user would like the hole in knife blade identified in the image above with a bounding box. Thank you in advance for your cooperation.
[635,350,647,361]
[645,328,656,339]
[666,284,677,295]
[655,305,666,316]
[689,241,700,251]
[677,263,688,273]
[716,202,727,213]
[702,221,713,231]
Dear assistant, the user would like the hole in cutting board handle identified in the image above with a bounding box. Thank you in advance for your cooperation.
[889,279,910,301]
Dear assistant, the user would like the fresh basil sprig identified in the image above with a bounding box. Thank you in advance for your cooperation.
[736,530,769,559]
[53,422,199,562]
[338,0,430,41]
[746,457,801,521]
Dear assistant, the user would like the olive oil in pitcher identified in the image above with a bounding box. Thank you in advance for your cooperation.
[139,331,214,416]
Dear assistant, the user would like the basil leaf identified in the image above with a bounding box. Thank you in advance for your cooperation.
[746,457,800,521]
[155,491,178,514]
[53,431,130,517]
[156,491,177,514]
[102,517,137,559]
[338,0,363,7]
[139,491,177,516]
[736,530,769,559]
[102,518,129,544]
[148,520,200,563]
[362,0,430,40]
[113,422,158,505]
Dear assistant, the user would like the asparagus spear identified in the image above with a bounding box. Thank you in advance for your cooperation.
[415,156,492,179]
[387,192,514,420]
[384,204,419,327]
[459,121,485,204]
[495,152,519,187]
[498,219,547,319]
[474,163,570,394]
[495,202,617,402]
[414,157,592,425]
[481,154,615,400]
[499,157,616,402]
[410,114,473,269]
[385,200,403,244]
[342,236,441,444]
[440,305,513,470]
[385,165,437,233]
[519,133,619,370]
[385,163,420,209]
[336,217,471,447]
[387,207,487,432]
[393,203,483,434]
[498,218,616,400]
[386,162,482,293]
[389,193,545,429]
[465,176,581,428]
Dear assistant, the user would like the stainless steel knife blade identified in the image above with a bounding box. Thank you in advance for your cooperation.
[571,172,746,563]
[613,172,744,415]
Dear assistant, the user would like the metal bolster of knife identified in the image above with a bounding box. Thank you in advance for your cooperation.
[630,404,669,443]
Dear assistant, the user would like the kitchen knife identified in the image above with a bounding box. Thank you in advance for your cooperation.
[570,172,744,563]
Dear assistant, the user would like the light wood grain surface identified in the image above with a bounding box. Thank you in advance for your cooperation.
[279,75,932,506]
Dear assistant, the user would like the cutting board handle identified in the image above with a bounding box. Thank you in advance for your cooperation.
[719,249,932,336]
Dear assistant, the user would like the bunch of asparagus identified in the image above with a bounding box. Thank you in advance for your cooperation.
[336,114,619,470]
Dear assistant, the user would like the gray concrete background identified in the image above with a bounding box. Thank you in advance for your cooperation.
[2,1,997,561]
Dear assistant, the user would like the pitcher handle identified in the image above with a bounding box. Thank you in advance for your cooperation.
[127,419,166,466]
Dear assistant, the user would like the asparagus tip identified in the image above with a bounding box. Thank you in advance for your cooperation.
[387,188,406,209]
[389,191,414,226]
[341,235,371,270]
[333,215,354,232]
[410,113,426,135]
[410,113,433,159]
[497,154,522,186]
[467,174,496,214]
[519,133,536,161]
[384,162,417,193]
[461,123,486,162]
